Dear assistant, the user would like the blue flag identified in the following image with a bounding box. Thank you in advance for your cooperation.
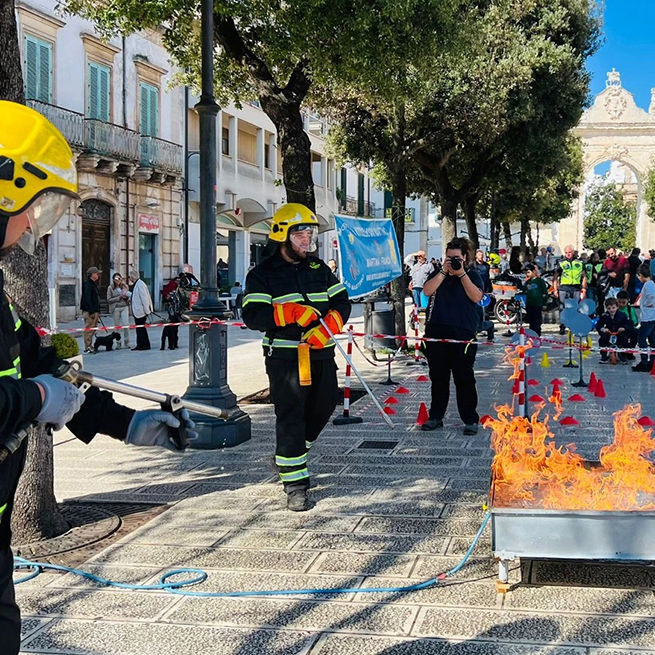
[335,215,402,299]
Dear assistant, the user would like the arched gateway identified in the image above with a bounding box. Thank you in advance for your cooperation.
[560,70,655,251]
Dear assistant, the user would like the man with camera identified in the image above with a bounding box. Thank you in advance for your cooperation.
[421,238,484,435]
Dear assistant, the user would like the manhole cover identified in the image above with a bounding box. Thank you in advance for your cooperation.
[358,440,399,450]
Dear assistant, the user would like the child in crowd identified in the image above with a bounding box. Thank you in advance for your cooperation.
[523,264,548,336]
[633,264,655,372]
[616,290,639,359]
[596,297,631,363]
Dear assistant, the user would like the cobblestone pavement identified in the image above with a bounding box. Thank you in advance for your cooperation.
[15,318,655,655]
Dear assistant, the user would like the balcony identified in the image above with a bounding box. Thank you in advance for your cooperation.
[140,135,183,173]
[85,119,140,162]
[26,99,84,148]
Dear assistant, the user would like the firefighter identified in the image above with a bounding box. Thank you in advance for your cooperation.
[553,244,587,335]
[0,101,195,655]
[242,203,350,511]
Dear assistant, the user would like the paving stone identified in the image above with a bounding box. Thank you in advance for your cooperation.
[446,478,491,491]
[526,560,655,589]
[295,532,447,555]
[353,577,499,607]
[355,517,482,536]
[15,588,174,620]
[446,537,493,556]
[119,520,230,546]
[311,633,584,655]
[42,564,164,590]
[317,498,443,517]
[414,607,655,647]
[506,584,655,616]
[369,489,487,505]
[413,556,500,580]
[310,552,416,577]
[216,529,305,550]
[166,569,365,600]
[166,596,418,635]
[20,617,50,640]
[22,619,317,654]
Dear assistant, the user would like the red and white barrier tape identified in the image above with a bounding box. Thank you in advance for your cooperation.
[34,319,655,358]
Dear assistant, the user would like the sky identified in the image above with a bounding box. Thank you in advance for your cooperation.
[587,1,655,111]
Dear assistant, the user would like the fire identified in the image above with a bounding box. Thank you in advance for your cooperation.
[488,404,655,511]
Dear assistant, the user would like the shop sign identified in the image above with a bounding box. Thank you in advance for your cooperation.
[138,213,160,233]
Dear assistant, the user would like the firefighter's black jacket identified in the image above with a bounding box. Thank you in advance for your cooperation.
[242,250,351,360]
[0,270,134,549]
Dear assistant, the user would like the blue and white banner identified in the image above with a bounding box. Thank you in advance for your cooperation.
[334,215,402,299]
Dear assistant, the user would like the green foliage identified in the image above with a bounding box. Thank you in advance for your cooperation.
[584,181,637,251]
[50,332,80,359]
[644,166,655,219]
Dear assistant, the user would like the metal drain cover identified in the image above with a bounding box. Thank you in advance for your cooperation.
[358,440,398,450]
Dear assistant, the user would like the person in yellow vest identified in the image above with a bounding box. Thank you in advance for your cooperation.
[553,244,587,335]
[0,102,195,655]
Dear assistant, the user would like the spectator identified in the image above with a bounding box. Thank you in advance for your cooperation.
[553,245,587,335]
[534,247,549,273]
[584,252,602,309]
[129,269,153,351]
[603,246,630,298]
[327,259,339,279]
[596,297,631,364]
[421,237,484,435]
[472,249,491,292]
[649,249,655,280]
[107,273,131,349]
[628,247,643,303]
[523,264,548,336]
[616,290,638,359]
[633,264,655,372]
[509,246,523,274]
[230,281,244,320]
[80,266,102,354]
[404,250,434,308]
[498,248,510,273]
[179,264,200,288]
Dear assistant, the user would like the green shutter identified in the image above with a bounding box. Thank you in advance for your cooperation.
[88,62,110,121]
[25,35,52,103]
[139,82,159,137]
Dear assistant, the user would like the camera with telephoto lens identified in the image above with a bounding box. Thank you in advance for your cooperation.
[449,256,463,271]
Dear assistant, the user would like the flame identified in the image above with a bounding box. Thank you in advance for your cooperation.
[489,404,655,511]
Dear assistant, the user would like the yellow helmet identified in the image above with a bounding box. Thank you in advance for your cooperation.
[269,203,319,243]
[488,253,501,266]
[0,101,78,216]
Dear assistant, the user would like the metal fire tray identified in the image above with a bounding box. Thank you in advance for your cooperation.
[491,507,655,585]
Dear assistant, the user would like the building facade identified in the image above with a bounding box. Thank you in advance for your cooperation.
[16,0,184,321]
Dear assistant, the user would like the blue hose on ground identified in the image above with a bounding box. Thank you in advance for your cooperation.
[14,512,491,598]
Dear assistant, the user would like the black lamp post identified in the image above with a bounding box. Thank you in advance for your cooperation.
[182,0,251,448]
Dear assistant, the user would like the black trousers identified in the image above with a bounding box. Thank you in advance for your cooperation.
[525,305,543,336]
[161,325,179,349]
[0,548,20,655]
[266,356,338,489]
[425,326,479,425]
[134,315,151,349]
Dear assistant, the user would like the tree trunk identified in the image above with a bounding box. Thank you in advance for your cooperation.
[440,196,458,247]
[1,0,69,542]
[390,169,407,337]
[520,217,527,252]
[0,0,23,102]
[265,101,315,211]
[5,246,69,542]
[462,195,479,250]
[502,220,513,249]
[490,192,499,250]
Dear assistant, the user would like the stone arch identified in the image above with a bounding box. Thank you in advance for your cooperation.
[561,70,655,251]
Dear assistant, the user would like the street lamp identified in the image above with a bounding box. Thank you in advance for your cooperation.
[181,0,251,448]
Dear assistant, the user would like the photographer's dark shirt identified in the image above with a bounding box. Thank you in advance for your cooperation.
[426,268,484,339]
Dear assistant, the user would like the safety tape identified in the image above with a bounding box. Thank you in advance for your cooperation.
[32,320,655,357]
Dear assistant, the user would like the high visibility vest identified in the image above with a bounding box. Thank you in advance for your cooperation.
[560,259,584,286]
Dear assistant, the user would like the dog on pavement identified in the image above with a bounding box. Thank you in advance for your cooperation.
[93,332,121,352]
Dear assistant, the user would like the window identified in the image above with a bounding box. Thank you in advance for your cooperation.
[264,143,270,169]
[139,82,159,137]
[88,62,110,121]
[221,126,230,155]
[311,153,322,186]
[238,130,257,164]
[24,34,52,103]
